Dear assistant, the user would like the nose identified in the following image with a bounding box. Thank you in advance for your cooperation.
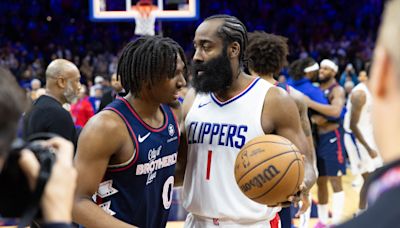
[177,72,187,88]
[192,48,203,63]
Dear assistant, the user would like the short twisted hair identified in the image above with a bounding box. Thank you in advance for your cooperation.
[117,36,187,95]
[246,31,289,76]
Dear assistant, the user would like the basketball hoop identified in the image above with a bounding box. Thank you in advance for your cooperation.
[132,0,158,36]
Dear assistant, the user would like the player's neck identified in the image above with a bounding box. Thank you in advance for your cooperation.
[259,74,276,85]
[125,94,164,127]
[213,72,254,101]
[320,77,336,89]
[45,90,65,105]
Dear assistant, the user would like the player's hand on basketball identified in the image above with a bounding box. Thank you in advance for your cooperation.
[270,183,308,210]
[19,137,77,223]
[288,183,307,205]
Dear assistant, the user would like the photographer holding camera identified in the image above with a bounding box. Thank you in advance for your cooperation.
[0,67,77,228]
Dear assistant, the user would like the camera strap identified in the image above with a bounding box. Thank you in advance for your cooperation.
[18,153,54,228]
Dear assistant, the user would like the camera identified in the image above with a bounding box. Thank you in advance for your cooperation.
[0,133,56,219]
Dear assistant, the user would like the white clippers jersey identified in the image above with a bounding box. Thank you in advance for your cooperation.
[343,83,376,149]
[182,77,279,223]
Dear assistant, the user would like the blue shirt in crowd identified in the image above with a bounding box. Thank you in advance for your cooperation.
[288,78,328,105]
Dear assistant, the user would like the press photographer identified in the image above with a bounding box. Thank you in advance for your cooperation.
[0,67,77,228]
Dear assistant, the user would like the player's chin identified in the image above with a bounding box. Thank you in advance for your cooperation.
[167,98,180,108]
[166,94,179,104]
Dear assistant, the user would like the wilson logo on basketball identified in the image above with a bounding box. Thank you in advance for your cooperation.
[240,165,280,192]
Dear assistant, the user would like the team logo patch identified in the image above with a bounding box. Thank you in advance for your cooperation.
[168,124,175,136]
[97,180,119,198]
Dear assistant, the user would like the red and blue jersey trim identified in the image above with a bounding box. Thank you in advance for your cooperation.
[118,97,168,132]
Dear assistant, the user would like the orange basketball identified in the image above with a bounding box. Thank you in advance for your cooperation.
[234,134,304,206]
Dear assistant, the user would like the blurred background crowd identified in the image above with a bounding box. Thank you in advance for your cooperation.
[0,0,382,127]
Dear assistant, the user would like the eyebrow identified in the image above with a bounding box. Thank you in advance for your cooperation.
[193,39,213,45]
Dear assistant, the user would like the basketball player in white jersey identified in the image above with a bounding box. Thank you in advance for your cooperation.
[245,31,317,228]
[176,15,311,228]
[343,68,383,212]
[337,1,400,226]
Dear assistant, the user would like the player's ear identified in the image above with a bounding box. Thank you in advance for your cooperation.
[229,41,240,59]
[56,75,66,88]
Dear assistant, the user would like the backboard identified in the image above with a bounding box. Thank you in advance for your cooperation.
[89,0,199,22]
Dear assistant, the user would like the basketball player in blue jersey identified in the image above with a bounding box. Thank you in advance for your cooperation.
[304,59,347,227]
[176,15,311,228]
[72,36,187,228]
[245,31,317,228]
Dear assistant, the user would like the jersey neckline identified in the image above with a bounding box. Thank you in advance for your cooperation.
[117,97,168,132]
[210,77,260,107]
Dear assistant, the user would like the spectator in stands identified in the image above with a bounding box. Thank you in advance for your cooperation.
[71,85,94,128]
[339,63,358,87]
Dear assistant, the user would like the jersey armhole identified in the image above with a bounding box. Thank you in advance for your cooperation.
[104,107,139,172]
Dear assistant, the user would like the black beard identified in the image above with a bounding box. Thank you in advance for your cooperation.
[318,76,331,84]
[191,48,233,93]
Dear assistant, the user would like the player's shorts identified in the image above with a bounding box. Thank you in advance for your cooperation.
[343,131,383,175]
[316,128,346,176]
[183,213,278,228]
[278,207,292,228]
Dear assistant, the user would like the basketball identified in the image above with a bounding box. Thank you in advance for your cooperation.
[234,134,304,206]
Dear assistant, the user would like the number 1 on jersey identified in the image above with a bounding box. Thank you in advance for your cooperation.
[206,150,212,180]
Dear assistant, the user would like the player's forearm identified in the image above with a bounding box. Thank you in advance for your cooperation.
[295,128,316,191]
[303,149,317,192]
[175,135,188,186]
[306,135,318,175]
[174,162,186,186]
[350,125,372,152]
[297,134,317,191]
[307,100,341,117]
[73,198,136,228]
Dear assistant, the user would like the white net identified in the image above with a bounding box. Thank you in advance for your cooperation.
[134,12,156,36]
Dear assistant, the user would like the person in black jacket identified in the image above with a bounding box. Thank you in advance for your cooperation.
[0,67,77,228]
[336,0,400,227]
[23,59,81,147]
[98,73,126,112]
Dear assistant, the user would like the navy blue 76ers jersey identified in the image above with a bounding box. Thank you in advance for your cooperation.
[97,97,180,228]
